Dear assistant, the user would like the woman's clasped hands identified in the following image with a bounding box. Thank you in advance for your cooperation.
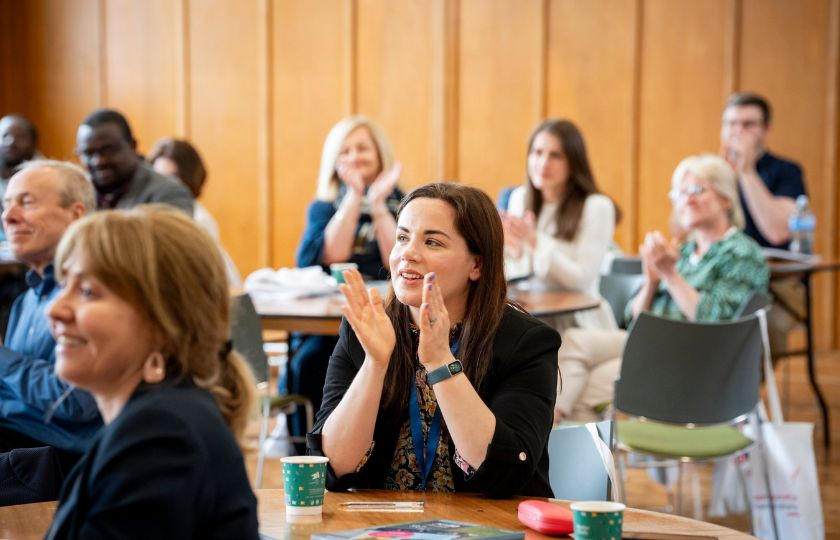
[639,231,679,285]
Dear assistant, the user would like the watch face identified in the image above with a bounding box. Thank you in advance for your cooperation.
[448,361,463,375]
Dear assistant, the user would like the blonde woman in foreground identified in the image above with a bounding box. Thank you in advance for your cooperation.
[45,206,258,539]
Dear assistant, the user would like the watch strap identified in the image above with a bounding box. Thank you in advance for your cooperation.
[427,360,464,385]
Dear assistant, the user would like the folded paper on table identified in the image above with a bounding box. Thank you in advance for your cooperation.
[244,266,338,301]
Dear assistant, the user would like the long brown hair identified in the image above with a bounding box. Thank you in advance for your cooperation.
[524,119,621,240]
[54,205,254,441]
[380,183,507,415]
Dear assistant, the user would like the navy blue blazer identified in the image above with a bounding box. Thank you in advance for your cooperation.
[46,381,258,539]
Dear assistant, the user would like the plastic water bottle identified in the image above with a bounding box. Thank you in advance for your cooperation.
[788,195,815,254]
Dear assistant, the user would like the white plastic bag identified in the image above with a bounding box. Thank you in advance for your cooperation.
[710,310,823,539]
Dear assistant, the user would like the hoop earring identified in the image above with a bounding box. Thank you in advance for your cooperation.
[143,351,166,384]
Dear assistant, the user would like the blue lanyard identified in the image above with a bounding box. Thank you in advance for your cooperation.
[408,338,459,490]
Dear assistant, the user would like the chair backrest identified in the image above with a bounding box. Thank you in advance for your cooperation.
[599,274,644,329]
[608,256,643,275]
[734,290,773,318]
[229,293,269,385]
[614,312,763,425]
[548,420,613,501]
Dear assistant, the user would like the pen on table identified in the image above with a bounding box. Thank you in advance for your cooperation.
[339,501,424,508]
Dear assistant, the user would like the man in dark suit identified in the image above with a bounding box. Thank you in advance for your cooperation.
[75,109,194,215]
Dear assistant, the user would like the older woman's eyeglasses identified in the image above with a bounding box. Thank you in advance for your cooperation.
[668,183,708,205]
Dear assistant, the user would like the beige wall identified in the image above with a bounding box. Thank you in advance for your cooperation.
[2,0,839,346]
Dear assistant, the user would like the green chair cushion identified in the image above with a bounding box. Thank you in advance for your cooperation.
[617,419,752,459]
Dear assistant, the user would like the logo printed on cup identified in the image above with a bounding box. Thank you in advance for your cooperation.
[281,456,329,517]
[570,501,625,540]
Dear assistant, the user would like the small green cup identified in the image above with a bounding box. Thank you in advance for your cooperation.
[281,456,329,517]
[570,501,625,540]
[330,262,358,284]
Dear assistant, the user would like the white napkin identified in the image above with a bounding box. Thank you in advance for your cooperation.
[243,266,337,301]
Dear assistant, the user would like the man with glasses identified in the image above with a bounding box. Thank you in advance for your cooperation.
[75,109,194,215]
[722,93,809,360]
[720,92,806,249]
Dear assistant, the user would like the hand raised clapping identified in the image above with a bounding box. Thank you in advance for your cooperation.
[367,162,402,212]
[339,268,395,367]
[640,231,679,283]
[417,272,457,371]
[500,210,537,257]
[720,130,760,176]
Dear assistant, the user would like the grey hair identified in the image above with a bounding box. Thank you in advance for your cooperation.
[16,160,96,213]
[671,154,744,229]
[314,116,395,201]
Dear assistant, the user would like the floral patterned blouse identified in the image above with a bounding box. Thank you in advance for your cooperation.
[377,325,473,491]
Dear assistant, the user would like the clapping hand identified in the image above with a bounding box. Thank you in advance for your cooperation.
[417,272,456,371]
[640,231,678,282]
[501,210,537,254]
[367,162,402,211]
[339,268,395,367]
[721,130,760,175]
[337,163,367,195]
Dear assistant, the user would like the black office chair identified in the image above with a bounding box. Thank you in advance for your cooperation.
[607,256,643,275]
[599,274,644,329]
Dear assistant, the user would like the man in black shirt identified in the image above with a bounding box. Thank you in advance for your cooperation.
[720,92,806,249]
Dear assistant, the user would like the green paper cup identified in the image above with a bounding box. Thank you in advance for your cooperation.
[330,263,358,284]
[570,501,625,540]
[281,456,329,516]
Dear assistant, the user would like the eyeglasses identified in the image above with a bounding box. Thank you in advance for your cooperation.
[668,183,708,204]
[75,143,127,162]
[723,119,764,130]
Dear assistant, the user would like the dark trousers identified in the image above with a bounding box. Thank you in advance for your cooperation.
[278,334,337,452]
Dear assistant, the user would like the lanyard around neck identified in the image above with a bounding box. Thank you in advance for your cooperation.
[408,337,459,490]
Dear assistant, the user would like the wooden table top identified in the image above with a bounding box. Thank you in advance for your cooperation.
[767,257,840,276]
[0,490,755,539]
[256,489,755,540]
[255,286,600,334]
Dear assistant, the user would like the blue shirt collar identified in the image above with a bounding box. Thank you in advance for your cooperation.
[25,263,56,296]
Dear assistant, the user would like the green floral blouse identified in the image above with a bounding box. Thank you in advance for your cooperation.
[626,229,769,322]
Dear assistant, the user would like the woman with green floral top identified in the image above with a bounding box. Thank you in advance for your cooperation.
[555,154,768,422]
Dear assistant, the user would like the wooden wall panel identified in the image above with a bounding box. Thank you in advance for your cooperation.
[0,0,25,115]
[3,0,840,351]
[457,0,544,197]
[636,0,731,240]
[545,0,638,249]
[740,0,838,349]
[271,0,346,269]
[357,0,437,189]
[104,0,179,153]
[14,0,102,161]
[188,0,262,275]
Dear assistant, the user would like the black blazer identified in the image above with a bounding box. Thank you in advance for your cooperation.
[46,381,258,540]
[308,305,561,498]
